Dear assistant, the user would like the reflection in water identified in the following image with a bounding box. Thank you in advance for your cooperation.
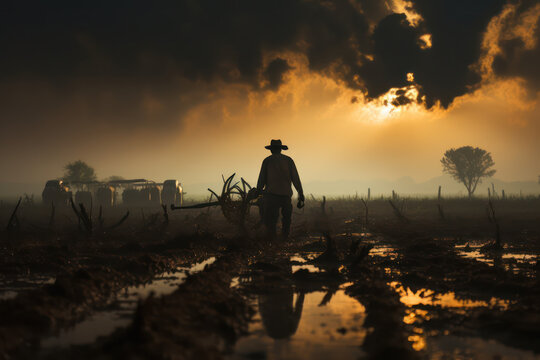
[337,232,372,237]
[389,281,514,353]
[290,253,323,273]
[408,332,426,351]
[389,282,509,309]
[259,287,304,339]
[186,256,216,272]
[291,264,323,273]
[232,261,367,360]
[233,291,367,360]
[369,245,398,259]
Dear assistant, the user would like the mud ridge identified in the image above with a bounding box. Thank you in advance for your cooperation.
[43,252,253,360]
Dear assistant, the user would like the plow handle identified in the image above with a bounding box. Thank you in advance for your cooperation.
[170,201,220,210]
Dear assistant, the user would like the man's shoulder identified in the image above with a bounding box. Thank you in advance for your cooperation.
[265,154,294,162]
[282,154,294,163]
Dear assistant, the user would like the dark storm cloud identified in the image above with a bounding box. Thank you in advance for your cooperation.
[263,58,292,91]
[0,0,372,129]
[491,1,540,93]
[0,0,537,129]
[410,0,508,108]
[355,0,509,108]
[494,35,540,91]
[356,13,421,99]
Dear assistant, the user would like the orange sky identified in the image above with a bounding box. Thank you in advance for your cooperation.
[2,67,538,188]
[1,1,539,192]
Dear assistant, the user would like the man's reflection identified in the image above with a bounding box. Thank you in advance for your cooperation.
[258,277,305,339]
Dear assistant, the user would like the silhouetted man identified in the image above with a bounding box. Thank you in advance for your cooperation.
[257,139,304,240]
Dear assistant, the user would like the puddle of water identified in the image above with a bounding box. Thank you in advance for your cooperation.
[0,275,55,300]
[290,254,326,273]
[389,282,509,309]
[370,245,398,259]
[231,290,367,360]
[389,281,512,352]
[502,253,538,263]
[121,274,187,301]
[186,256,216,272]
[337,232,372,238]
[290,253,319,263]
[455,245,538,274]
[41,257,216,348]
[428,335,540,360]
[292,264,323,273]
[289,255,307,263]
[457,250,494,265]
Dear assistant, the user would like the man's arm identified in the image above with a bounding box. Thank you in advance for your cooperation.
[257,158,268,192]
[289,159,304,200]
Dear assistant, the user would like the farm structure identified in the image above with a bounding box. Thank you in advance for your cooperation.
[42,180,72,207]
[41,178,183,207]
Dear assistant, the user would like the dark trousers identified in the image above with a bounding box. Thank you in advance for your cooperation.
[263,194,292,239]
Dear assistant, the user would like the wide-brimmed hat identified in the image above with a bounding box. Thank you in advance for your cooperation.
[265,139,288,150]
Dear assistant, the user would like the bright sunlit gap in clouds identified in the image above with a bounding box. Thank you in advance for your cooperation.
[352,84,426,124]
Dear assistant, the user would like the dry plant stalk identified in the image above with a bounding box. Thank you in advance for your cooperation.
[6,197,22,232]
[388,199,408,222]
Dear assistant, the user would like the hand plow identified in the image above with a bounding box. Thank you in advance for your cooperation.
[170,174,260,230]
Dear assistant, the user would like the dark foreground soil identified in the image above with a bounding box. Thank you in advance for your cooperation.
[0,197,539,359]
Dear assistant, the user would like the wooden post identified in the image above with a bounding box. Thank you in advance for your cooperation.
[488,199,501,248]
[367,188,371,201]
[437,185,444,220]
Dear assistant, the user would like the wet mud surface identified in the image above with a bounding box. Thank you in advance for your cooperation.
[1,199,539,359]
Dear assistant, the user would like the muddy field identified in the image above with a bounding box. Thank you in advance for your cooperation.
[1,196,539,359]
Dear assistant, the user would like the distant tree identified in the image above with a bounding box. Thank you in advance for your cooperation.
[63,160,97,184]
[441,146,496,198]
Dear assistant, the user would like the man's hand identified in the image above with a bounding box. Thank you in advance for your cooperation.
[297,193,305,209]
[247,188,260,201]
